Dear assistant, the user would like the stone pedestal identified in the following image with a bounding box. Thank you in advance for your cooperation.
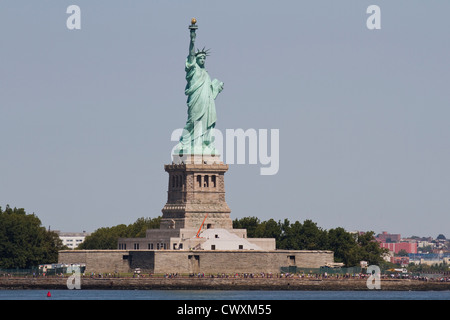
[160,154,232,231]
[172,153,222,165]
[117,154,276,252]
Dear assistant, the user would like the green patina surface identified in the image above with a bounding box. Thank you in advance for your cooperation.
[175,20,224,156]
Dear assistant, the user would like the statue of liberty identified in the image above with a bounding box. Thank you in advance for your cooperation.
[174,19,224,156]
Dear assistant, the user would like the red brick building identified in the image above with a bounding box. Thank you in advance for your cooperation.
[379,242,417,254]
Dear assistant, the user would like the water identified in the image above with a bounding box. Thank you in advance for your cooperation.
[0,290,449,300]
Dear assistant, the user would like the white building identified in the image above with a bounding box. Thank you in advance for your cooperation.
[187,228,267,251]
[58,232,90,249]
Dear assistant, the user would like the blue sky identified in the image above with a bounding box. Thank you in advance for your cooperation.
[1,1,449,237]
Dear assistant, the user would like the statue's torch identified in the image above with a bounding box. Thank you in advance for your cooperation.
[189,18,198,30]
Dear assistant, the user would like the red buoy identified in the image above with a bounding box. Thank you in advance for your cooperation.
[47,291,51,297]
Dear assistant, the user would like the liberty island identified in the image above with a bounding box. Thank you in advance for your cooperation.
[57,19,333,276]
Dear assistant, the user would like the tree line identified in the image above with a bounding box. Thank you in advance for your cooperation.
[0,205,65,269]
[78,217,161,250]
[0,204,387,268]
[82,215,387,266]
[0,206,162,268]
[233,216,387,266]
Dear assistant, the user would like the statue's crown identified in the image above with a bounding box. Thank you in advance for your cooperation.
[195,47,210,57]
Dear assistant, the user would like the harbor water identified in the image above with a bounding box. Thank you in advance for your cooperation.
[1,289,449,300]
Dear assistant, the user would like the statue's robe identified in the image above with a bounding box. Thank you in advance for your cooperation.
[176,56,222,155]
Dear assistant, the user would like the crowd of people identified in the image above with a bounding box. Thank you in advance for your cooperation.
[175,271,450,282]
[2,271,450,282]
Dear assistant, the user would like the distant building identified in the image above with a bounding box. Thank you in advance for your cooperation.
[376,231,401,243]
[409,253,450,266]
[417,240,433,249]
[57,231,90,249]
[375,231,417,254]
[380,242,417,254]
[390,256,409,266]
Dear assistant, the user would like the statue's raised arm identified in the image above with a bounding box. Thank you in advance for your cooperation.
[188,29,196,63]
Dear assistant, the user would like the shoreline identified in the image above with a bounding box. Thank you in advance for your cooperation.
[1,277,450,291]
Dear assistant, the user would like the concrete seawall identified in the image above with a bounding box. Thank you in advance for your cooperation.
[1,278,450,291]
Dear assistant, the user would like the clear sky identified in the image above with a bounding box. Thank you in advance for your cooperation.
[1,1,449,238]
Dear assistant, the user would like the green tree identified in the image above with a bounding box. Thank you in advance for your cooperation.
[255,219,281,239]
[355,231,388,266]
[437,234,446,240]
[232,216,388,267]
[0,205,65,268]
[299,219,328,250]
[78,216,161,250]
[234,217,282,244]
[327,227,358,266]
[233,216,260,237]
[126,217,161,238]
[397,249,409,257]
[277,219,328,250]
[77,224,128,250]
